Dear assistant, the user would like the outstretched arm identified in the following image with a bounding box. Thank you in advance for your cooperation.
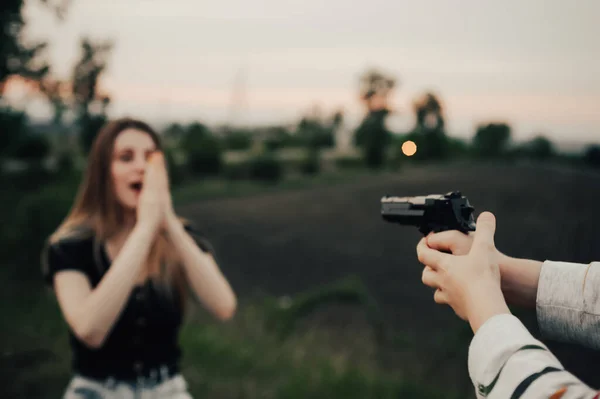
[427,230,600,349]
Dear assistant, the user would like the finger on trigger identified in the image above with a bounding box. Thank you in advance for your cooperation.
[426,231,456,251]
[417,238,449,271]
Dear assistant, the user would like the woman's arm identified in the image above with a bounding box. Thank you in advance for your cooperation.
[53,224,156,348]
[165,217,237,321]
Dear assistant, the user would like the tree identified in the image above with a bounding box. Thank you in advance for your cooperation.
[0,0,71,98]
[38,79,69,127]
[354,68,396,168]
[0,2,111,157]
[71,38,114,154]
[296,107,335,150]
[331,109,344,130]
[472,123,511,158]
[406,92,449,161]
[0,0,71,165]
[523,135,555,160]
[181,123,223,176]
[358,68,396,104]
[413,92,444,132]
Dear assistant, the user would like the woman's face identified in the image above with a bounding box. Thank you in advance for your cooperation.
[111,128,156,211]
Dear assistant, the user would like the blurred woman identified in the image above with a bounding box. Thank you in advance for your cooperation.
[42,118,237,398]
[416,212,599,399]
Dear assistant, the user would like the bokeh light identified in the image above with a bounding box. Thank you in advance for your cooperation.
[402,140,417,156]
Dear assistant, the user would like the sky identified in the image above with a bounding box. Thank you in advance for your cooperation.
[13,0,600,144]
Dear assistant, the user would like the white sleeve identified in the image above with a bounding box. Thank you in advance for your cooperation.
[536,261,600,349]
[468,314,598,399]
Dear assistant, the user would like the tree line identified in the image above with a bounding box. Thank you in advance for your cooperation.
[1,0,599,189]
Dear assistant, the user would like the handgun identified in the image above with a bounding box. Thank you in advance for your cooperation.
[380,191,476,236]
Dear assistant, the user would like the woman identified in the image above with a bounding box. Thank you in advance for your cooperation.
[42,118,237,398]
[416,212,599,398]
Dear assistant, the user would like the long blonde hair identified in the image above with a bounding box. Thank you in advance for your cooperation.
[43,118,187,309]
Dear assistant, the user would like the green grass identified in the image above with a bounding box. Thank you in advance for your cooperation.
[1,271,462,399]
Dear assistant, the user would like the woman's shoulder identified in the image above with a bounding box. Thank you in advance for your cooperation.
[47,226,96,255]
[42,225,102,286]
[43,226,98,279]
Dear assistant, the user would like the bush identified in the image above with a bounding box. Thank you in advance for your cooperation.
[0,107,29,158]
[249,153,283,183]
[3,183,76,280]
[584,144,600,168]
[183,134,223,177]
[514,136,555,160]
[388,146,406,170]
[262,126,299,150]
[472,123,511,158]
[164,147,186,187]
[56,152,77,175]
[264,138,284,152]
[80,114,108,155]
[223,130,253,151]
[11,134,51,162]
[527,136,555,159]
[446,137,471,159]
[300,149,320,175]
[2,164,54,192]
[413,131,450,161]
[400,130,450,162]
[223,162,251,181]
[335,155,363,170]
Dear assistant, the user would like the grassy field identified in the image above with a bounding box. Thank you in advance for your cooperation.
[2,161,600,398]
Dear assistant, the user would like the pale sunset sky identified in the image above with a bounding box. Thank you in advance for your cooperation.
[17,0,600,145]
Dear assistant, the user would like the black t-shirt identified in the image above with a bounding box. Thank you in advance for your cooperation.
[43,225,213,381]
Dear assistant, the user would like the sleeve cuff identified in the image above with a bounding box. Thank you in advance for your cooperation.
[536,260,599,347]
[468,314,549,395]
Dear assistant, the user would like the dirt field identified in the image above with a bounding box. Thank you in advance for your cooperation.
[178,162,600,389]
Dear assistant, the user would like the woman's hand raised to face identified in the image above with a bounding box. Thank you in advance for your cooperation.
[416,212,511,333]
[137,152,172,232]
[153,152,178,230]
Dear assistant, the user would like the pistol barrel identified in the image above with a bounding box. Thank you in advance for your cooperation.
[380,197,426,227]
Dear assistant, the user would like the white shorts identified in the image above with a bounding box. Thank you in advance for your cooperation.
[62,373,193,399]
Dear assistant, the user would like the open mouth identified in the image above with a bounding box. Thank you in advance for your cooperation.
[130,182,143,193]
